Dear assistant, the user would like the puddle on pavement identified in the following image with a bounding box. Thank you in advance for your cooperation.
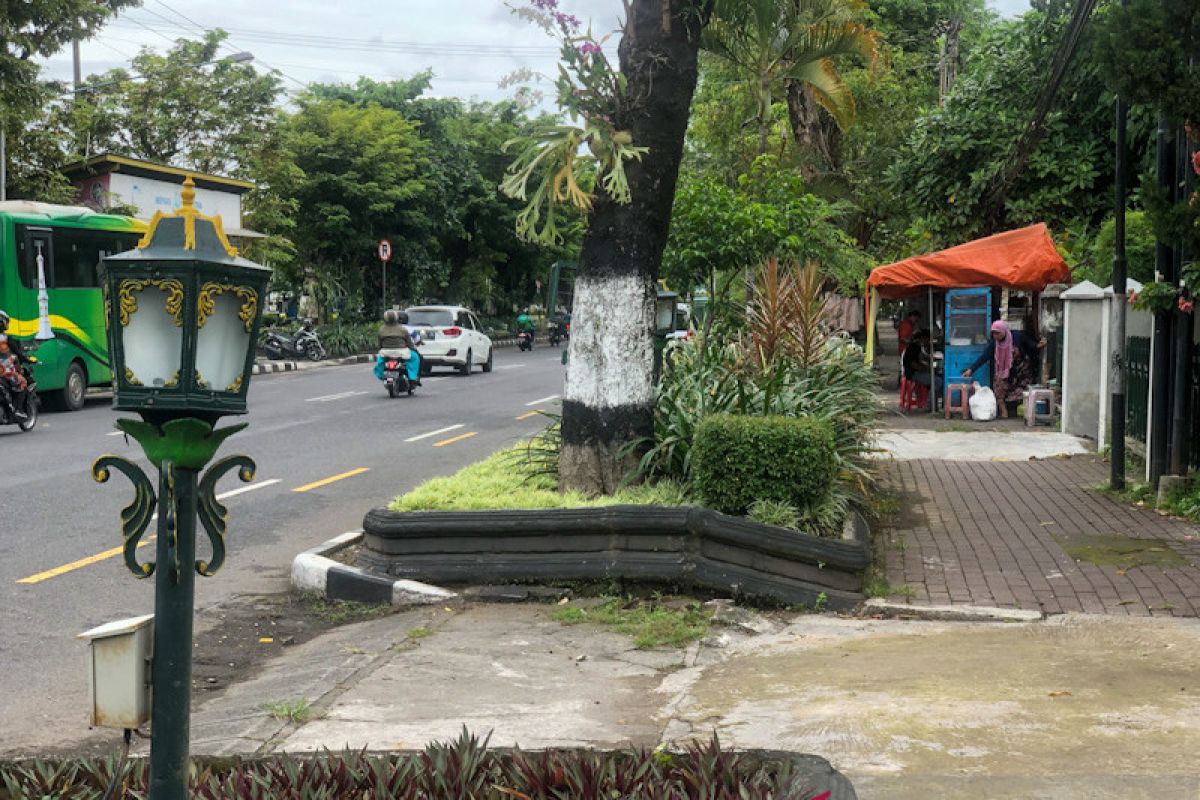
[1052,531,1188,569]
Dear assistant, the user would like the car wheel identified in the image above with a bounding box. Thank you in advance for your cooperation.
[482,348,493,373]
[55,362,87,412]
[460,350,473,376]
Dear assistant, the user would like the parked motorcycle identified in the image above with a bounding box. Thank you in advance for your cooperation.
[0,358,40,433]
[262,321,326,361]
[517,330,534,352]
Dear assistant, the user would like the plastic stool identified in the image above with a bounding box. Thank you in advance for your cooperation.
[899,377,928,412]
[944,382,974,420]
[1024,388,1056,426]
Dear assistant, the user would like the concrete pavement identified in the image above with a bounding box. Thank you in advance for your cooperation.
[178,602,1200,799]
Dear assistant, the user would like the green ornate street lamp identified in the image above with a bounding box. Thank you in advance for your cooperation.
[93,178,270,800]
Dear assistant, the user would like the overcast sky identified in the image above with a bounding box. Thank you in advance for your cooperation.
[40,0,1031,105]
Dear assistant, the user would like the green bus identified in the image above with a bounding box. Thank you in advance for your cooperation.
[0,202,146,410]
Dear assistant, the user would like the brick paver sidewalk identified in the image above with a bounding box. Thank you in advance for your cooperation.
[881,456,1200,616]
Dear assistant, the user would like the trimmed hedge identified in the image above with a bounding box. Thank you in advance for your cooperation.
[692,414,835,515]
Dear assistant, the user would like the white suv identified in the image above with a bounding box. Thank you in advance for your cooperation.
[405,305,494,375]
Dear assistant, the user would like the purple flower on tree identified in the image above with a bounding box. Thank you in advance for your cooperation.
[579,41,603,56]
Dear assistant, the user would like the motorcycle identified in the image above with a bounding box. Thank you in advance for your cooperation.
[262,321,326,361]
[517,330,534,352]
[378,349,416,398]
[0,358,40,433]
[548,319,569,347]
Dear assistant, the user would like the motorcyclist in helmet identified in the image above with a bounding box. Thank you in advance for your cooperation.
[376,309,421,385]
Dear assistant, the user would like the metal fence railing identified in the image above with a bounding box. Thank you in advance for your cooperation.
[1191,346,1199,470]
[1127,336,1151,444]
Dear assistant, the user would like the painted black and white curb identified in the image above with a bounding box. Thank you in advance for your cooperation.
[252,361,298,375]
[291,530,458,606]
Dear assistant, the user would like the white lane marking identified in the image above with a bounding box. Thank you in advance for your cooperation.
[497,364,527,370]
[405,424,464,443]
[106,431,125,437]
[151,479,278,520]
[526,394,560,406]
[306,390,368,402]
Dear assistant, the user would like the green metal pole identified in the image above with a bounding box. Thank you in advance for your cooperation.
[148,461,198,800]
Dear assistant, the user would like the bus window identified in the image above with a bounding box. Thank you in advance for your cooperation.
[51,227,140,288]
[15,226,53,290]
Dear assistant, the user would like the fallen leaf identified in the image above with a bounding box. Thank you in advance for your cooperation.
[258,637,274,644]
[1117,600,1136,605]
[1116,570,1127,576]
[1039,521,1057,527]
[1048,691,1072,698]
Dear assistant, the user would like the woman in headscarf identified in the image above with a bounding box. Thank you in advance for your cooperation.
[962,320,1045,419]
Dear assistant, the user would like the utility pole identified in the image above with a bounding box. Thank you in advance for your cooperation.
[73,39,83,90]
[1149,117,1176,488]
[1109,67,1128,490]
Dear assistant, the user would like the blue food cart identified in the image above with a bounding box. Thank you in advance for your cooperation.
[944,288,992,403]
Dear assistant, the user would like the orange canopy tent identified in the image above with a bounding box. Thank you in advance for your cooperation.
[864,224,1071,362]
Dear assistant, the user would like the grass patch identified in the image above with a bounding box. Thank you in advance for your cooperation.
[407,626,434,640]
[551,598,711,649]
[303,595,393,625]
[863,574,916,599]
[390,445,693,512]
[262,699,323,724]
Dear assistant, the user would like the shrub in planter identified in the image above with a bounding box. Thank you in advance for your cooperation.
[693,414,836,516]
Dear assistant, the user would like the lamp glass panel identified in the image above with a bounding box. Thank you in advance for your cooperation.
[124,286,183,388]
[195,291,251,392]
[656,301,675,334]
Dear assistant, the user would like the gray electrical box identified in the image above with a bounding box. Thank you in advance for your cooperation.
[77,614,154,729]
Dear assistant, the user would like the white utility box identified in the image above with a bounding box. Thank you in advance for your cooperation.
[77,614,154,729]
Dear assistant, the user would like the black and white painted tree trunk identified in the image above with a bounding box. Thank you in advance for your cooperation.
[560,0,712,495]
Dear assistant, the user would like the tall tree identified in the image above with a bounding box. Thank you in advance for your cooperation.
[702,0,879,156]
[61,30,281,176]
[1,0,139,198]
[256,97,430,320]
[562,0,715,493]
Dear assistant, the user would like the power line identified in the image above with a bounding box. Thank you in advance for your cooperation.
[125,5,310,92]
[110,17,557,58]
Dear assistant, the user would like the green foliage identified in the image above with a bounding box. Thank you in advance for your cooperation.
[692,414,836,516]
[389,445,694,513]
[262,699,321,724]
[888,4,1122,247]
[1129,281,1179,314]
[499,5,645,246]
[0,732,810,797]
[1093,0,1200,124]
[315,322,378,358]
[61,31,283,176]
[663,157,872,297]
[748,499,802,530]
[552,598,712,649]
[1073,211,1157,287]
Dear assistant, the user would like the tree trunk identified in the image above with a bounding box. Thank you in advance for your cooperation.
[785,80,841,180]
[560,0,712,495]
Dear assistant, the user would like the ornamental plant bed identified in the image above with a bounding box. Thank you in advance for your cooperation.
[0,732,856,799]
[362,446,870,610]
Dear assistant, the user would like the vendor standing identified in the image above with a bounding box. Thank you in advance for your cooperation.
[962,320,1045,419]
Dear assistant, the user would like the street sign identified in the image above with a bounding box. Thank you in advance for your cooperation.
[378,239,392,262]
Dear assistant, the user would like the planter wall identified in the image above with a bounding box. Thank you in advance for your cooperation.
[361,505,870,610]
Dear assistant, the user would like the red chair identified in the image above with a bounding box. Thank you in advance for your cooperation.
[899,376,929,412]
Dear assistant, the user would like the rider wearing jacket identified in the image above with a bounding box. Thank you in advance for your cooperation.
[376,310,421,385]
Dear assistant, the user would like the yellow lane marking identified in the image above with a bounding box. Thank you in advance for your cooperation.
[516,410,542,420]
[18,541,151,585]
[292,467,370,493]
[433,432,478,447]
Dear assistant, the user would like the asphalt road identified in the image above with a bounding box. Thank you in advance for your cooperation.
[0,344,566,754]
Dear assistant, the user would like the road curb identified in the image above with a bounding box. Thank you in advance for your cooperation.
[291,531,458,607]
[861,599,1044,623]
[251,361,298,375]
